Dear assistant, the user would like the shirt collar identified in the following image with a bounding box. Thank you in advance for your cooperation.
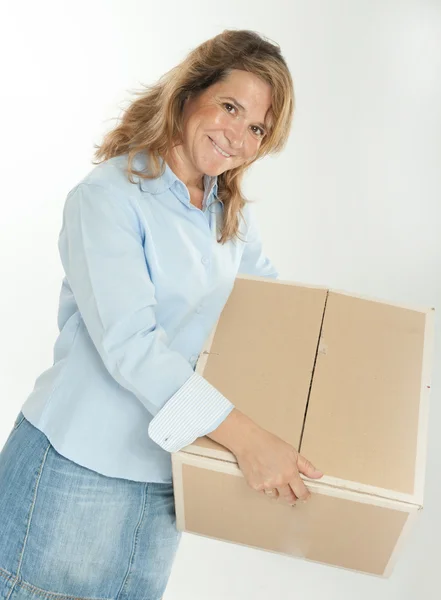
[132,150,221,206]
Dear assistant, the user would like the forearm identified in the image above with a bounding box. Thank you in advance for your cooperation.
[206,407,261,456]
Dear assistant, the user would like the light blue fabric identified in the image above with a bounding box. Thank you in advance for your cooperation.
[20,151,278,483]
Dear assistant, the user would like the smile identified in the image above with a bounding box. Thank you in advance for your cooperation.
[209,137,231,158]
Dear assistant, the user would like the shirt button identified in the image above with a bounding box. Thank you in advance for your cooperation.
[201,256,209,266]
[196,306,202,314]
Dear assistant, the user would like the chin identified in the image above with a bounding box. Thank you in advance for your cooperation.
[204,165,228,177]
[201,158,242,177]
[195,160,224,177]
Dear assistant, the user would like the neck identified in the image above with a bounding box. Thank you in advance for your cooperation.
[163,145,204,190]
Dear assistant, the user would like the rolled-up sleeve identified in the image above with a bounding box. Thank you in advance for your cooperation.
[238,203,279,279]
[58,182,234,453]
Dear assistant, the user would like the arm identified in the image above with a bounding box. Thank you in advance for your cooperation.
[237,202,279,279]
[58,182,234,453]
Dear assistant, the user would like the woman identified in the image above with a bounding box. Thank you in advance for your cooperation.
[0,30,323,600]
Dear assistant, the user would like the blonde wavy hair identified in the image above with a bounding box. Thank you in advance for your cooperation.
[94,29,295,243]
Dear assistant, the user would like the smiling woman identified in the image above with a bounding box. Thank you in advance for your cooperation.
[95,28,295,240]
[174,70,272,194]
[0,29,313,600]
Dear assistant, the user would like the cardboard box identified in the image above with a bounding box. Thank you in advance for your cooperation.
[171,275,434,577]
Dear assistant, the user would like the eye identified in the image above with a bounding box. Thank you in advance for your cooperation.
[223,102,236,113]
[251,125,265,137]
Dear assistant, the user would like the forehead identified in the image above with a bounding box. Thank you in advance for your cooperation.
[207,69,273,121]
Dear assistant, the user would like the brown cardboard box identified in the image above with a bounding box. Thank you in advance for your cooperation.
[171,275,434,577]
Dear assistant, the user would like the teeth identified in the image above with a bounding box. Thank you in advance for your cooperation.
[211,138,230,157]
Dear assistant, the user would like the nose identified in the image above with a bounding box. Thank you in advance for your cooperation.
[224,120,246,151]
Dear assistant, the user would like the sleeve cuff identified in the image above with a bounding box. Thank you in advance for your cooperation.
[147,372,235,452]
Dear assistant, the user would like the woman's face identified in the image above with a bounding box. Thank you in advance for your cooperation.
[178,69,273,179]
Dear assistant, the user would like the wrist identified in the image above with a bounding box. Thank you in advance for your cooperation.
[207,408,260,456]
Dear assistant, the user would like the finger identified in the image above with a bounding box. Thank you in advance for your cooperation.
[277,484,297,506]
[259,488,280,499]
[289,473,310,502]
[297,454,323,479]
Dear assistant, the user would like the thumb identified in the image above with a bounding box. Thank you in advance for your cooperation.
[297,453,323,479]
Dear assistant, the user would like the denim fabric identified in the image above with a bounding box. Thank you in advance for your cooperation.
[0,412,181,600]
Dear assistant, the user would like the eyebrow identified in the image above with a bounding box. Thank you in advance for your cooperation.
[220,96,267,132]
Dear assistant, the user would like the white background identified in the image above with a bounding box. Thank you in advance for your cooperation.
[0,1,440,598]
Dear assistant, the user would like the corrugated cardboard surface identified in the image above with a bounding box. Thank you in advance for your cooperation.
[182,463,409,576]
[300,292,427,494]
[195,278,327,450]
[190,280,428,499]
[174,277,431,574]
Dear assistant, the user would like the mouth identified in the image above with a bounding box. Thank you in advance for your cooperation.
[208,137,233,158]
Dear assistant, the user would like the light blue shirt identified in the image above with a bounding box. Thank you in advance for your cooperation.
[21,151,278,483]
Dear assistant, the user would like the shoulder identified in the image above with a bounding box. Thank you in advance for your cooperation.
[63,153,148,219]
[75,153,140,196]
[62,154,147,234]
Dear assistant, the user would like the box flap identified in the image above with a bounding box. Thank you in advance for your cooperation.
[188,276,327,461]
[300,291,431,497]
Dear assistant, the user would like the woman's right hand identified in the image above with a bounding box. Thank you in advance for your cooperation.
[207,408,323,506]
[234,425,323,505]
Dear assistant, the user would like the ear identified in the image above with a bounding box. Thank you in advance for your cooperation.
[183,90,193,104]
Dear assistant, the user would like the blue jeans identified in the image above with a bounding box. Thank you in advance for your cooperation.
[0,412,181,600]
